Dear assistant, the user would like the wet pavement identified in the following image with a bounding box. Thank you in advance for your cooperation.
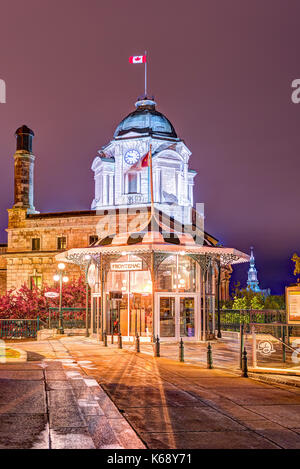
[2,336,300,449]
[0,340,144,449]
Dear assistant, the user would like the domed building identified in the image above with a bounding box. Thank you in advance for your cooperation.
[91,98,196,225]
[114,98,178,139]
[0,96,249,341]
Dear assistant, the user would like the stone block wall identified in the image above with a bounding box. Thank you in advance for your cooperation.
[5,207,152,292]
[6,254,82,291]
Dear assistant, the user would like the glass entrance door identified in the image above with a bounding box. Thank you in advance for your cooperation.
[91,294,101,336]
[179,297,195,338]
[158,294,197,340]
[159,297,176,337]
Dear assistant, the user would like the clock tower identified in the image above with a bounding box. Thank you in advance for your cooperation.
[91,98,196,224]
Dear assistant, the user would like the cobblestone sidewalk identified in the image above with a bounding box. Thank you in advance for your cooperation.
[0,340,144,449]
[3,336,300,449]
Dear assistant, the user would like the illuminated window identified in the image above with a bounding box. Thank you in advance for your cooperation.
[30,274,42,289]
[57,236,67,250]
[128,172,138,193]
[32,238,40,251]
[125,172,141,194]
[157,255,197,293]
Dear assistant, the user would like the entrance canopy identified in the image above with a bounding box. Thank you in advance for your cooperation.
[57,243,249,265]
[56,208,249,266]
[55,209,249,341]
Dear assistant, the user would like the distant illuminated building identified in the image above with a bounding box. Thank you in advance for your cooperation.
[247,247,270,296]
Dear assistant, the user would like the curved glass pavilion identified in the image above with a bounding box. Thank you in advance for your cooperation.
[57,208,249,342]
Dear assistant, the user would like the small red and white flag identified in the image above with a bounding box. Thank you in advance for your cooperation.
[129,55,146,64]
[125,151,150,173]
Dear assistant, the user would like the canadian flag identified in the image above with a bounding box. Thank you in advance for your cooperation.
[129,55,146,64]
[125,151,150,173]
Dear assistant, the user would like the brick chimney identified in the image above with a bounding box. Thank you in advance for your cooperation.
[13,125,37,213]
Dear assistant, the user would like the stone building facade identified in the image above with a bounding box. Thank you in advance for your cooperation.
[0,101,233,298]
[4,205,162,291]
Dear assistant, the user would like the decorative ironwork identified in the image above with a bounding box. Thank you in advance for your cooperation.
[220,253,241,266]
[101,254,121,273]
[188,253,213,273]
[153,252,173,270]
[138,252,152,270]
[0,319,40,339]
[66,252,100,267]
[48,308,86,329]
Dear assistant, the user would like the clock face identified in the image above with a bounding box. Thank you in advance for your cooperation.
[124,149,140,165]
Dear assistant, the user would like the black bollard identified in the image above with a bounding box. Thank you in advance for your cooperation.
[154,335,160,357]
[207,342,213,369]
[104,331,107,347]
[118,332,122,349]
[135,333,140,353]
[241,347,248,377]
[179,338,184,362]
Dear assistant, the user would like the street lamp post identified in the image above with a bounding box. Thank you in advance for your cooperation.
[53,263,69,335]
[216,259,222,339]
[84,255,92,337]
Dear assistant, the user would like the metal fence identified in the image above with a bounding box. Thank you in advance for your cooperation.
[48,307,86,329]
[0,319,40,339]
[217,309,286,333]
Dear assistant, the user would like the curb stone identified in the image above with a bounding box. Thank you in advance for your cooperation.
[60,364,146,449]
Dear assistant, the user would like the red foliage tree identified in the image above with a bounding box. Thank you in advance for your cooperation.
[0,276,86,320]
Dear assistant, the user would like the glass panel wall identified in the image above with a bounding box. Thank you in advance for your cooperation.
[157,255,177,292]
[105,255,152,337]
[157,254,197,293]
[129,293,152,337]
[160,297,176,337]
[180,297,195,337]
[178,256,196,293]
[91,295,101,335]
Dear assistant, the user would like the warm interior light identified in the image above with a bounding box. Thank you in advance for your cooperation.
[142,280,153,293]
[84,254,91,260]
[62,276,69,283]
[121,251,127,256]
[58,263,65,270]
[53,274,60,282]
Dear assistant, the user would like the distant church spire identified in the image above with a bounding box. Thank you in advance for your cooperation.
[247,246,260,292]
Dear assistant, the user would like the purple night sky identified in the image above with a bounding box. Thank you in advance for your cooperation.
[0,0,299,294]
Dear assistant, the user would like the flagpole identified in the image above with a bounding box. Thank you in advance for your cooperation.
[144,50,147,97]
[149,143,154,210]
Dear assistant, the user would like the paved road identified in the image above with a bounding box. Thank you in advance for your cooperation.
[3,337,300,449]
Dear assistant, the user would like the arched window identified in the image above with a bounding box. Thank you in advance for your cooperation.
[125,172,140,194]
[128,172,137,193]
